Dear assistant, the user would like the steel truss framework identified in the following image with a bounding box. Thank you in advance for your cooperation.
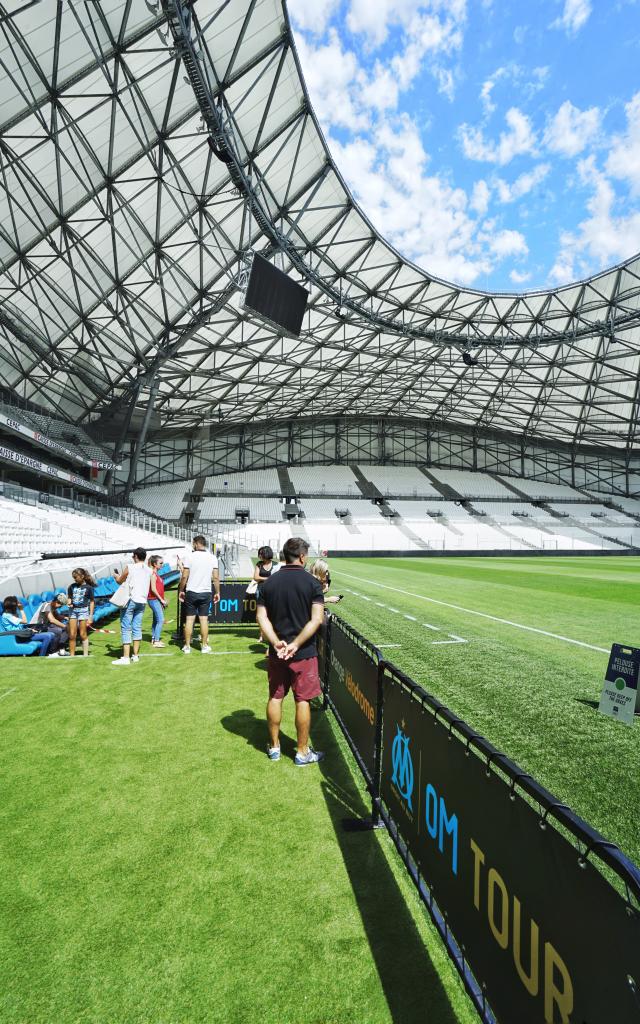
[1,0,639,461]
[125,416,639,498]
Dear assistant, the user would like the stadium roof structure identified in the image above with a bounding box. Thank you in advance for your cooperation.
[1,0,640,454]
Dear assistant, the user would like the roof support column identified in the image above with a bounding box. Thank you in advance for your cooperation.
[123,378,159,503]
[104,383,141,490]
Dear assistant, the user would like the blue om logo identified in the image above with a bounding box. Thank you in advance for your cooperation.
[391,723,414,810]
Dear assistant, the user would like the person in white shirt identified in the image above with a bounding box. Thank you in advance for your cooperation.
[112,547,155,666]
[179,535,220,654]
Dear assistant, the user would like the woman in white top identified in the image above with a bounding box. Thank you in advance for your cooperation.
[112,546,156,666]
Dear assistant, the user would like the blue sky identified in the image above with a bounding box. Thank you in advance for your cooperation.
[288,0,640,292]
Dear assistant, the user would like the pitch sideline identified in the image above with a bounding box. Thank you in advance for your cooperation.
[335,570,610,654]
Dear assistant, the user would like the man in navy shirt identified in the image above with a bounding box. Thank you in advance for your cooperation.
[256,537,325,765]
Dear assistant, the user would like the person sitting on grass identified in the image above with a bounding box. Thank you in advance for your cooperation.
[148,555,168,648]
[68,568,95,657]
[38,592,71,656]
[0,596,57,657]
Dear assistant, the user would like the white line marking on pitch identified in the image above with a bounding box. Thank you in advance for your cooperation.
[335,571,609,653]
[0,688,16,700]
[212,651,261,656]
[423,623,441,631]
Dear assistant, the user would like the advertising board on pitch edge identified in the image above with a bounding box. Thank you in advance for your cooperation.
[381,674,640,1024]
[326,624,378,780]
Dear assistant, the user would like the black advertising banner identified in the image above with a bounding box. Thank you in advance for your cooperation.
[327,622,378,782]
[209,582,257,624]
[381,673,640,1024]
[316,618,328,684]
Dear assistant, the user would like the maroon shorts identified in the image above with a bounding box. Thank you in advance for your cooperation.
[268,654,322,702]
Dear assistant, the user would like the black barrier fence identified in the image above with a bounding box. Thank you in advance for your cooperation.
[322,613,640,1024]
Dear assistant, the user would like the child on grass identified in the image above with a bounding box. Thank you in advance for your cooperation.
[68,568,95,657]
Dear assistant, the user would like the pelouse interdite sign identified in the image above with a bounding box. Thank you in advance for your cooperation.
[322,615,640,1024]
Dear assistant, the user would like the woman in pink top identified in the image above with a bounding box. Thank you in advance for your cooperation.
[148,555,168,647]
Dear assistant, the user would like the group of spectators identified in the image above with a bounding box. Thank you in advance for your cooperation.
[112,534,220,664]
[0,550,172,660]
[0,534,223,662]
[253,545,342,606]
[3,529,333,772]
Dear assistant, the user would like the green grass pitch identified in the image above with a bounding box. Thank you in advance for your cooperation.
[1,555,637,1023]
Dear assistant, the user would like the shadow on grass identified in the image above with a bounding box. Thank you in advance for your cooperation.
[221,705,462,1024]
[575,698,600,711]
[221,707,297,760]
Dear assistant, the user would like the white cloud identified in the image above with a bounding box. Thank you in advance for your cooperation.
[488,229,528,258]
[479,65,548,116]
[327,115,535,285]
[552,0,592,35]
[494,163,551,203]
[470,179,491,215]
[329,117,492,284]
[346,0,466,48]
[549,157,640,283]
[479,66,509,114]
[288,0,341,34]
[459,107,537,165]
[292,1,541,287]
[293,30,369,132]
[544,100,600,157]
[606,91,640,193]
[344,0,466,100]
[510,269,531,284]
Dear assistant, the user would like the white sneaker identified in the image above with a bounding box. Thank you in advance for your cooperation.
[182,645,191,655]
[112,657,131,666]
[47,651,61,658]
[201,645,212,654]
[131,655,140,663]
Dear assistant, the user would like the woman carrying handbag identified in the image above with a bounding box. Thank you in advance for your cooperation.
[111,547,153,666]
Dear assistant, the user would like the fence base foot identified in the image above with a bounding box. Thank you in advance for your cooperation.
[341,816,386,832]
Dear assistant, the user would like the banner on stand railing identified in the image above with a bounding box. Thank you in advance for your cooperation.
[325,620,379,782]
[380,670,640,1024]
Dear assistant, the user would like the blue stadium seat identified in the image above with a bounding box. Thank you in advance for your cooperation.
[0,635,42,656]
